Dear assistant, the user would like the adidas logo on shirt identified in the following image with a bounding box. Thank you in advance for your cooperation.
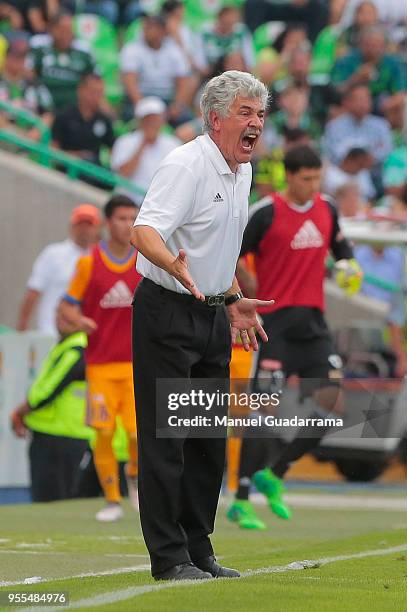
[213,193,224,203]
[290,220,324,250]
[100,281,133,309]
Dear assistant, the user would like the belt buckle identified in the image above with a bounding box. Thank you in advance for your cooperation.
[207,294,225,307]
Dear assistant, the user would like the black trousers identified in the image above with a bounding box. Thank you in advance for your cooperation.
[29,431,88,502]
[132,278,231,576]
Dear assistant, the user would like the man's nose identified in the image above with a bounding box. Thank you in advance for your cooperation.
[249,115,263,130]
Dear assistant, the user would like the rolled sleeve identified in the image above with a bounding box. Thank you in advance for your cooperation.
[134,162,197,241]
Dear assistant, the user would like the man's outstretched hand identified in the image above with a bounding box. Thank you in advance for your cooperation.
[169,249,205,301]
[227,297,274,351]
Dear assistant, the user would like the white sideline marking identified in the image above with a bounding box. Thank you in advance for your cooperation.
[0,565,151,588]
[20,543,407,611]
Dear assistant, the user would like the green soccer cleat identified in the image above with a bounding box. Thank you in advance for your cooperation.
[253,468,292,520]
[226,499,267,530]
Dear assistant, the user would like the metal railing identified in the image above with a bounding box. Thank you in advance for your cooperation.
[0,101,146,197]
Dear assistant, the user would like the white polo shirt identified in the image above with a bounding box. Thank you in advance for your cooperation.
[120,37,190,102]
[134,133,252,295]
[27,238,87,335]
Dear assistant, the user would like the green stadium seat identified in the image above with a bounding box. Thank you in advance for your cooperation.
[253,21,285,55]
[123,18,143,45]
[311,24,341,80]
[184,0,244,31]
[73,14,123,105]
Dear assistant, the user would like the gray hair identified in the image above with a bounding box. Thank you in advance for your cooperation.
[200,70,269,133]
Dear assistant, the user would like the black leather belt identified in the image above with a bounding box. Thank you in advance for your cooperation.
[142,278,226,307]
[204,294,225,306]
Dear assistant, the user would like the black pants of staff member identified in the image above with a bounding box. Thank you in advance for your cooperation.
[132,278,231,577]
[29,431,88,502]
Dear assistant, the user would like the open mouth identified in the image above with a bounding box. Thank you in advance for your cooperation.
[241,134,258,153]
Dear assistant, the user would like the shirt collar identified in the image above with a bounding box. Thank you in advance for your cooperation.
[199,133,251,176]
[286,200,314,213]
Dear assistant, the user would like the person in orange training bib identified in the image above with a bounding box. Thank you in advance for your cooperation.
[59,194,142,522]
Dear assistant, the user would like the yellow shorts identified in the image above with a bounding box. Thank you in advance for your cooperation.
[86,363,136,434]
[230,346,253,380]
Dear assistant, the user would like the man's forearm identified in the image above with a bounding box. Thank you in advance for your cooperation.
[225,275,242,297]
[388,322,406,359]
[122,72,141,105]
[131,226,177,273]
[17,289,40,330]
[117,142,145,178]
[174,76,191,107]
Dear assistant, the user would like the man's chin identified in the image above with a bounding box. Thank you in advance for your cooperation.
[236,151,253,164]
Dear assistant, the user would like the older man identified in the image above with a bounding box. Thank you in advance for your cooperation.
[131,71,270,581]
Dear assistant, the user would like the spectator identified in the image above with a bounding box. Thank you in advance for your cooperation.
[340,0,407,30]
[0,2,25,36]
[335,183,370,219]
[382,93,407,147]
[111,96,181,206]
[389,182,407,217]
[79,1,120,26]
[52,73,114,166]
[243,0,329,43]
[30,10,97,110]
[120,14,191,126]
[322,84,393,166]
[342,1,380,49]
[80,1,143,26]
[162,0,207,76]
[272,45,341,122]
[271,84,321,139]
[331,25,405,113]
[383,145,407,197]
[322,146,376,201]
[256,23,309,88]
[26,1,76,34]
[200,6,255,72]
[0,38,53,136]
[17,204,101,335]
[355,243,407,377]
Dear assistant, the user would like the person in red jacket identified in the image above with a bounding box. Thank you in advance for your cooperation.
[59,194,142,522]
[228,145,362,530]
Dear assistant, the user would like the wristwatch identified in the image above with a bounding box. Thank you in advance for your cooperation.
[224,291,244,306]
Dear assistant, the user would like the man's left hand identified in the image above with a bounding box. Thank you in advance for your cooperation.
[227,297,274,351]
[10,403,29,438]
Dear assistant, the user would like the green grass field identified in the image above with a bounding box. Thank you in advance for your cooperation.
[1,491,407,611]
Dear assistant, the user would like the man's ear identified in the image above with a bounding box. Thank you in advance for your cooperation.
[210,109,221,133]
